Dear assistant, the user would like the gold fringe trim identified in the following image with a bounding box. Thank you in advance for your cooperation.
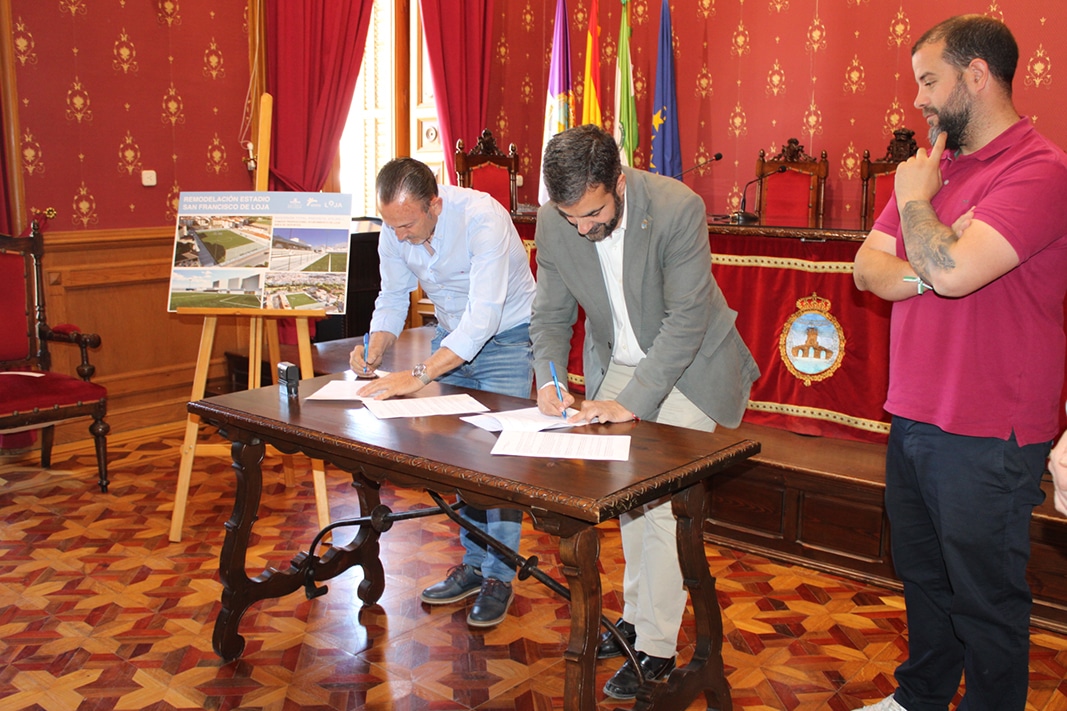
[747,400,890,434]
[712,253,855,274]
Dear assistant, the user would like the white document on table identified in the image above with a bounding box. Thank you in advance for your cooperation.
[461,406,575,433]
[0,371,46,377]
[362,393,489,419]
[490,430,630,461]
[305,375,388,401]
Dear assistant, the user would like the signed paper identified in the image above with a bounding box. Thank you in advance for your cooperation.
[361,393,489,419]
[461,406,575,433]
[304,375,389,401]
[490,430,630,461]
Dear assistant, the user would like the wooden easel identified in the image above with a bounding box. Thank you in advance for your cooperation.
[168,308,330,543]
[168,91,334,543]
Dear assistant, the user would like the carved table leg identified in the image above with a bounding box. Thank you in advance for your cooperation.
[209,450,416,661]
[212,440,394,660]
[349,475,385,605]
[213,439,266,660]
[634,481,732,711]
[557,525,601,711]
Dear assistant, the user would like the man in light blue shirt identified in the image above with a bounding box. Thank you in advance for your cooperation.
[349,157,535,627]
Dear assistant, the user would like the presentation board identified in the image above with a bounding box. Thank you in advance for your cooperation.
[167,192,353,313]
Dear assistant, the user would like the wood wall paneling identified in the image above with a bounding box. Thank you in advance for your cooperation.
[39,231,242,444]
[705,422,1067,633]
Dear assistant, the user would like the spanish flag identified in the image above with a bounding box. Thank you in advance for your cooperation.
[581,0,602,128]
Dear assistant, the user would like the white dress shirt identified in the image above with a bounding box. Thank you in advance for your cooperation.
[594,189,646,366]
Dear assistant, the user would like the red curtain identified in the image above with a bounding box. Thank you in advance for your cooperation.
[264,1,373,193]
[420,0,495,184]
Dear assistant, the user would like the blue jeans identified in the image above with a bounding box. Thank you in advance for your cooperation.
[885,417,1048,711]
[431,322,533,582]
[431,322,534,399]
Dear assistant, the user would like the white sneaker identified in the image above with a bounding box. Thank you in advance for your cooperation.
[864,696,908,711]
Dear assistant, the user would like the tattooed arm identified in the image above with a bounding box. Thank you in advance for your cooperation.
[900,199,958,283]
[894,133,1019,297]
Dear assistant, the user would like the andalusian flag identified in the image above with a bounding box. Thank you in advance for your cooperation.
[538,0,576,205]
[650,0,681,178]
[613,0,637,167]
[581,0,602,127]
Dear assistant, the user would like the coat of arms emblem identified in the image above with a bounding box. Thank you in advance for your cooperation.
[779,293,845,386]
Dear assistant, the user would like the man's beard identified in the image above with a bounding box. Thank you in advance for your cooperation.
[928,80,971,151]
[581,191,625,243]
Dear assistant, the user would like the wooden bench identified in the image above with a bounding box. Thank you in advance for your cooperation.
[705,421,1067,634]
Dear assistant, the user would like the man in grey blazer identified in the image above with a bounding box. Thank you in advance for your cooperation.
[531,124,759,700]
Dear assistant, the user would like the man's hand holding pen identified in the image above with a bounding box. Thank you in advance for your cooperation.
[536,383,637,425]
[349,343,379,373]
[349,330,394,374]
[537,379,574,419]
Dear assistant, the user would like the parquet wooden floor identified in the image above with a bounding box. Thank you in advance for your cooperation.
[1,425,1065,711]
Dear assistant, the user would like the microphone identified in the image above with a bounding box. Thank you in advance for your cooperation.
[672,152,723,179]
[730,165,787,225]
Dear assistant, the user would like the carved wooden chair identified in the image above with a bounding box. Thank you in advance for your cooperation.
[860,127,919,231]
[754,138,829,228]
[404,129,520,328]
[0,219,110,492]
[454,128,520,213]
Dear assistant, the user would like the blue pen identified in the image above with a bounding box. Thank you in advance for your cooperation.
[549,361,567,419]
[363,333,370,374]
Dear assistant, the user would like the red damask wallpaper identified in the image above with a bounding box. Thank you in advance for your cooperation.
[9,1,254,232]
[7,1,1065,234]
[488,0,1065,228]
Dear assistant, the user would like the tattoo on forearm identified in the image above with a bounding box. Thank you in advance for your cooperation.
[901,200,957,283]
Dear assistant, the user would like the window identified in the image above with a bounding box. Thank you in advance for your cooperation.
[339,1,444,217]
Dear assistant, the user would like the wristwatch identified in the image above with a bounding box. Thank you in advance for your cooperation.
[411,363,433,385]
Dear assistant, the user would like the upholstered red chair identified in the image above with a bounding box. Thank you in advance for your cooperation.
[0,219,110,492]
[455,128,519,213]
[860,127,919,231]
[754,138,829,228]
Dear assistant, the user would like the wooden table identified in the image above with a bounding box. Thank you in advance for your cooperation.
[190,372,759,710]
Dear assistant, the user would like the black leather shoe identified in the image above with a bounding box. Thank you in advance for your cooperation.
[602,652,676,700]
[420,564,482,605]
[467,578,513,627]
[597,618,637,659]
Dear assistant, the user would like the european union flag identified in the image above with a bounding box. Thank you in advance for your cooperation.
[650,0,681,178]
